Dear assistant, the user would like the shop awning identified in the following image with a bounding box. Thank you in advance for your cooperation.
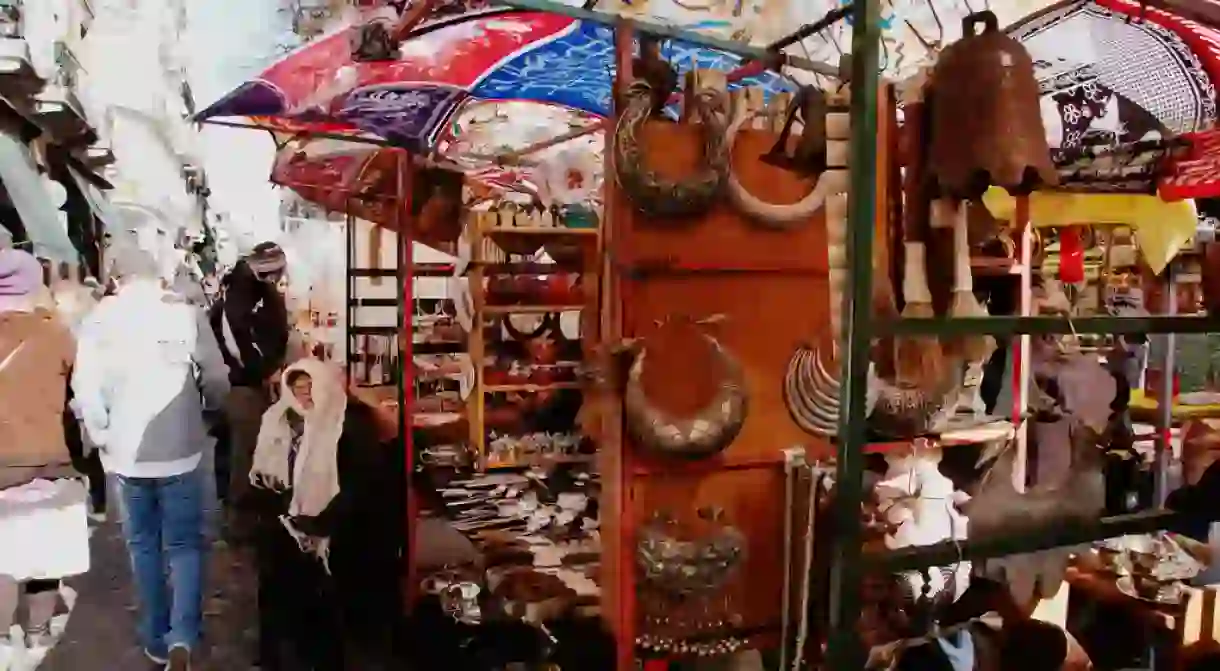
[0,131,77,263]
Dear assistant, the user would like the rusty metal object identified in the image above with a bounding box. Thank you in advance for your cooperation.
[926,11,1057,199]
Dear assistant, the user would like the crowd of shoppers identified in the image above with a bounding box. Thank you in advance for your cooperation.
[0,238,404,670]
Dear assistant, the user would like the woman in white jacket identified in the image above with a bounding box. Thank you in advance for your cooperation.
[71,244,230,671]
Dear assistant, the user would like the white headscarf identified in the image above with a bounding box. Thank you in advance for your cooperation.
[250,357,347,567]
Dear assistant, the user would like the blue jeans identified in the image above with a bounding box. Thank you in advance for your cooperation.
[117,468,205,657]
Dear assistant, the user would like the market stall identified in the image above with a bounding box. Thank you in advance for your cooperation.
[192,0,1220,669]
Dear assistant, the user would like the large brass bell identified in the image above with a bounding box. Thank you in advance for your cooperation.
[926,11,1057,199]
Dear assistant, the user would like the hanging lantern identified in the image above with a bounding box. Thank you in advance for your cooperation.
[926,11,1057,199]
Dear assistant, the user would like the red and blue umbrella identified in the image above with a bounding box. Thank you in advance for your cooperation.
[195,7,793,150]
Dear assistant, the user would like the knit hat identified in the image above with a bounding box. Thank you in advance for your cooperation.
[0,248,43,311]
[246,242,287,279]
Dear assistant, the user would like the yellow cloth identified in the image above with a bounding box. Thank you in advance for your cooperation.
[981,188,1197,274]
[1129,389,1220,420]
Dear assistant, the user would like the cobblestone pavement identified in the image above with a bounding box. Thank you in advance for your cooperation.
[41,519,261,671]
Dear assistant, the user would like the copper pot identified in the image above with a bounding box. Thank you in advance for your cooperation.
[525,337,559,366]
[484,368,510,386]
[485,404,524,431]
[486,275,522,305]
[529,366,557,386]
[537,274,575,305]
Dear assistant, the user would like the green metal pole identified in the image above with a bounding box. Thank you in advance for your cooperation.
[824,0,882,667]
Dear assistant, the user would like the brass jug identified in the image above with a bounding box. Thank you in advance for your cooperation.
[926,11,1058,199]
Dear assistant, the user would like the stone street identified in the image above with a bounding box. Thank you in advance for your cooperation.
[41,519,260,671]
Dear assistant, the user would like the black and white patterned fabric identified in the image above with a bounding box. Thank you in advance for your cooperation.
[1004,1,1219,191]
[1013,1,1216,151]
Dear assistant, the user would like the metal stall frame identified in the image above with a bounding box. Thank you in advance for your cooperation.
[500,0,1214,667]
[225,136,421,610]
[824,2,1214,666]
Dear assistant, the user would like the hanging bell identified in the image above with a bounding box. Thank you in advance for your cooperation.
[926,11,1057,199]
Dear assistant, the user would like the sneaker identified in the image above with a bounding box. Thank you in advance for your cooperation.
[23,625,55,652]
[0,634,14,671]
[166,645,191,671]
[144,648,168,664]
[23,626,54,668]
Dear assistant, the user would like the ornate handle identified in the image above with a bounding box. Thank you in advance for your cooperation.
[961,10,999,37]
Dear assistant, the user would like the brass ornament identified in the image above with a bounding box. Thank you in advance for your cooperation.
[926,11,1057,199]
[613,80,730,219]
[624,332,747,458]
[635,508,747,598]
[726,86,840,228]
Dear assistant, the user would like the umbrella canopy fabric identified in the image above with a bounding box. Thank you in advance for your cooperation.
[196,7,792,150]
[270,136,467,244]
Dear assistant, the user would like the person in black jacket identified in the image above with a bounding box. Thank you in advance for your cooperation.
[249,359,403,669]
[210,242,290,541]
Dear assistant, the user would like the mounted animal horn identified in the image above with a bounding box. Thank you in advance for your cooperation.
[726,86,845,228]
[624,333,747,458]
[613,80,730,219]
[926,11,1057,198]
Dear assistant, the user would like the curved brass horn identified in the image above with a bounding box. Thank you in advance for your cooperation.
[624,333,748,458]
[613,80,730,219]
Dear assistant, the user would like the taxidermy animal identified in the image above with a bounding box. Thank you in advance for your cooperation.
[965,421,1105,607]
[762,85,828,174]
[630,38,678,117]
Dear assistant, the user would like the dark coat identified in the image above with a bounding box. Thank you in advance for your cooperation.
[253,399,404,661]
[209,261,289,387]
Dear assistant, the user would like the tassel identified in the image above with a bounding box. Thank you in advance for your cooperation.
[949,200,995,362]
[1059,226,1085,285]
[895,241,945,386]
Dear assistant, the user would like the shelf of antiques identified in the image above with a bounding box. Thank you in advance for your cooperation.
[460,202,601,471]
[415,462,605,668]
[570,7,1220,668]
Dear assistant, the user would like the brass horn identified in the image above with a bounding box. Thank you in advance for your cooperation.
[613,80,730,219]
[624,333,748,458]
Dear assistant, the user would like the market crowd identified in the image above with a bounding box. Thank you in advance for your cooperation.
[0,240,404,670]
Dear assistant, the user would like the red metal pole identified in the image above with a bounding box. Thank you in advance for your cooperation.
[397,148,421,612]
[609,18,637,671]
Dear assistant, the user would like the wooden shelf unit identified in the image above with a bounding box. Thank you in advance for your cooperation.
[464,210,602,469]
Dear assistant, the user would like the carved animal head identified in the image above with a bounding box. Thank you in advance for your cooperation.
[762,85,828,174]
